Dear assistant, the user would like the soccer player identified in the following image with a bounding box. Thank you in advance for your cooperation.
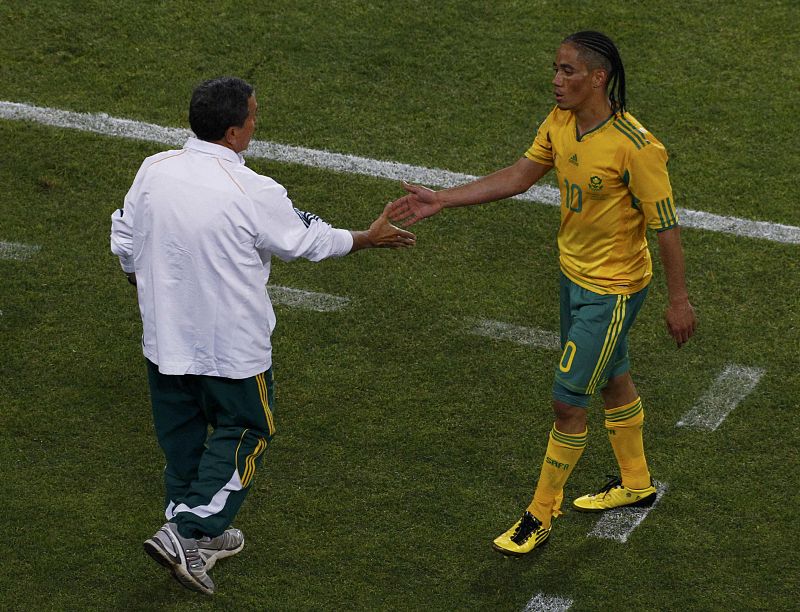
[388,31,696,556]
[111,77,415,593]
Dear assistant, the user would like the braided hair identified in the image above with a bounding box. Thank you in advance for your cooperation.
[563,31,626,114]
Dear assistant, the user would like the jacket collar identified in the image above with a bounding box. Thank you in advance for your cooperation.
[184,137,244,165]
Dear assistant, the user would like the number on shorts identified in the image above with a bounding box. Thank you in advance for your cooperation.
[559,340,577,372]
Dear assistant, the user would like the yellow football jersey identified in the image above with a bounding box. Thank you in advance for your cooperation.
[526,107,677,295]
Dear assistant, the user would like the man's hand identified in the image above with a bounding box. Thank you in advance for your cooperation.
[367,202,417,248]
[664,298,696,347]
[387,182,443,227]
[350,202,416,252]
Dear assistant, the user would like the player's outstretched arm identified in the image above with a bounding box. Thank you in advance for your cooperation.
[387,157,552,227]
[349,202,417,252]
[657,226,697,347]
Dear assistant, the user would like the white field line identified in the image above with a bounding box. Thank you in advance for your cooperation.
[470,318,561,350]
[676,208,800,245]
[2,101,799,245]
[523,593,573,612]
[269,285,349,312]
[587,480,667,543]
[0,240,40,260]
[0,100,557,205]
[676,364,766,431]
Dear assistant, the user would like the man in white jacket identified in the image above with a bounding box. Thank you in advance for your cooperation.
[111,76,414,595]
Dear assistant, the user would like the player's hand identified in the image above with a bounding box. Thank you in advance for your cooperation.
[664,298,696,347]
[366,202,417,248]
[387,181,444,227]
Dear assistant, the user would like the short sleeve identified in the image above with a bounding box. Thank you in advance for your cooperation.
[524,110,556,165]
[627,143,679,231]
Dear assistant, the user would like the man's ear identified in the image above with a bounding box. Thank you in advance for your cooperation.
[592,68,608,89]
[224,125,239,147]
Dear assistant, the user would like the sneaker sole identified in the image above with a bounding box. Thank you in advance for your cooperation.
[143,539,214,596]
[202,540,245,570]
[143,539,177,572]
[572,491,657,513]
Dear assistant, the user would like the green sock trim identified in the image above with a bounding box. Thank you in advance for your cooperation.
[550,426,587,449]
[605,399,643,423]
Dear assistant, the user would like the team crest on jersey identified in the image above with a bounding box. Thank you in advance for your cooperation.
[588,175,603,191]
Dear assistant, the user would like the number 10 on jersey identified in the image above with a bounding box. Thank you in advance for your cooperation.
[564,179,583,213]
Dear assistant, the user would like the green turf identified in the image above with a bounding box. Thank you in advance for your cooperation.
[1,1,798,610]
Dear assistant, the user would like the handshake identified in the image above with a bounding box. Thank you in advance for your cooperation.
[360,182,440,251]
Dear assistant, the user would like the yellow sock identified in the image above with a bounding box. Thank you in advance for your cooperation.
[605,397,650,489]
[527,426,587,528]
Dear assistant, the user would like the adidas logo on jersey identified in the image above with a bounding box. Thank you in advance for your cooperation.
[569,154,578,166]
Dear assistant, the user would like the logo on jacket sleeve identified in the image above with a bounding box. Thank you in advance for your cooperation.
[294,208,321,228]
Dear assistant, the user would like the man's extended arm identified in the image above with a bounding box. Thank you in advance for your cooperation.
[388,157,552,227]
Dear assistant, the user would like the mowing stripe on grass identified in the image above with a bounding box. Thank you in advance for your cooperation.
[470,318,560,350]
[676,364,766,431]
[2,101,799,245]
[269,285,349,312]
[523,593,573,612]
[587,480,667,543]
[0,240,40,260]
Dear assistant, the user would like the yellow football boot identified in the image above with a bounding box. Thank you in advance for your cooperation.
[492,511,552,557]
[572,476,657,512]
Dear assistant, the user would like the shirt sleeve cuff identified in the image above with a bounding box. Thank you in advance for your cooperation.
[119,258,135,273]
[330,228,354,256]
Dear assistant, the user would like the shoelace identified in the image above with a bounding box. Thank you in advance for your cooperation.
[595,475,623,497]
[511,512,540,545]
[184,545,206,571]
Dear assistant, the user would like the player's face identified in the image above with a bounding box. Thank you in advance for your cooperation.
[552,43,595,111]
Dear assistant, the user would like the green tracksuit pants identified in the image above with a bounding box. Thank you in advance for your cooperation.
[145,359,276,539]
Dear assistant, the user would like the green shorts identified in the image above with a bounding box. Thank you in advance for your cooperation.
[554,273,648,403]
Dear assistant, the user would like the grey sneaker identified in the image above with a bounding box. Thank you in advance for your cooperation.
[197,527,245,570]
[143,522,215,595]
